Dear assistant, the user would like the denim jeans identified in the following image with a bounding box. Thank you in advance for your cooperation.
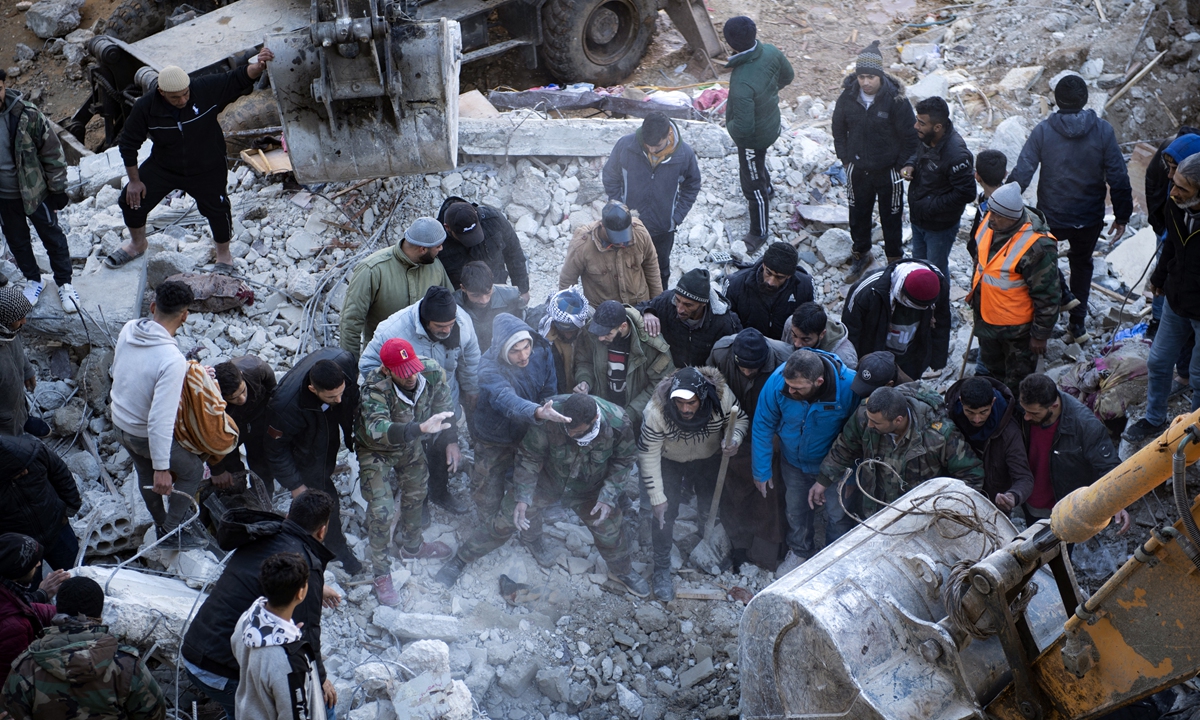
[1145,299,1200,425]
[778,460,853,557]
[910,222,960,280]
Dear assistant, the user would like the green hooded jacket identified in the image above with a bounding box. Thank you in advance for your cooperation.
[573,305,675,428]
[725,42,795,150]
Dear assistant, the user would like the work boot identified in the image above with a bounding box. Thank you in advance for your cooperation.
[430,491,471,516]
[741,233,767,255]
[606,556,650,598]
[400,541,453,560]
[1123,417,1168,443]
[652,566,675,602]
[844,252,874,284]
[434,556,467,587]
[776,550,805,578]
[1066,321,1091,345]
[521,534,559,568]
[373,574,401,606]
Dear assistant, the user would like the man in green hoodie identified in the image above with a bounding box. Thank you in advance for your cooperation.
[722,16,794,254]
[4,576,167,720]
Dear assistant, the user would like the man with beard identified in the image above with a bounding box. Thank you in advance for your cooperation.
[360,286,480,515]
[453,261,524,352]
[531,287,592,394]
[340,217,453,356]
[640,268,742,368]
[573,300,674,430]
[724,242,814,340]
[945,375,1034,516]
[639,367,747,600]
[785,302,857,369]
[907,96,975,278]
[210,355,277,489]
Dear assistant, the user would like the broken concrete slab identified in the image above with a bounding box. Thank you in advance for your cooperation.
[26,253,147,347]
[795,205,850,226]
[497,657,540,697]
[679,656,715,688]
[25,0,83,38]
[908,73,951,104]
[814,228,854,267]
[458,118,736,159]
[997,66,1045,93]
[398,640,451,675]
[75,565,206,655]
[387,672,473,720]
[1104,226,1157,295]
[73,141,152,200]
[372,607,463,642]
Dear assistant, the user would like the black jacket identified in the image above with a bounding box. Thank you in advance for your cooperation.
[843,260,951,378]
[639,290,743,368]
[1147,127,1200,237]
[265,349,359,491]
[1149,199,1200,320]
[706,333,793,420]
[1020,391,1118,502]
[0,434,81,548]
[209,356,277,478]
[601,120,703,237]
[908,121,975,231]
[724,261,814,340]
[118,66,255,176]
[181,520,334,681]
[436,196,529,293]
[831,74,919,172]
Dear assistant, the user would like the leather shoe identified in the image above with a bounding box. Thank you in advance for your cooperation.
[434,556,467,587]
[429,492,471,515]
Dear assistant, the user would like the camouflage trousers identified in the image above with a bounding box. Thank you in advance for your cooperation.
[358,448,428,575]
[471,439,516,520]
[978,334,1036,395]
[457,478,630,568]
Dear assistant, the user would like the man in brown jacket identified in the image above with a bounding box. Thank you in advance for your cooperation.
[559,202,662,308]
[945,375,1033,514]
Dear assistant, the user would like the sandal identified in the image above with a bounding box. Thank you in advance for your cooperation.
[212,262,239,276]
[104,248,145,269]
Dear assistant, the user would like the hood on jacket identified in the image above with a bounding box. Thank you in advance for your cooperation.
[725,41,760,68]
[2,90,22,115]
[1165,134,1200,163]
[895,381,944,424]
[839,72,906,99]
[823,318,849,345]
[945,375,1017,437]
[487,313,544,363]
[0,433,40,476]
[650,365,728,406]
[436,195,472,224]
[27,624,119,683]
[124,318,179,348]
[1048,109,1099,140]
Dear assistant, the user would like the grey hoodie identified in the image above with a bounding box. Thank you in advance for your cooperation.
[232,597,326,720]
[110,318,186,470]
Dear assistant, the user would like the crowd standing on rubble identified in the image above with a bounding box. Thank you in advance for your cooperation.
[0,9,1196,718]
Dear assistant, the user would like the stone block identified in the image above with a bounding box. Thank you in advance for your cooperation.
[74,566,206,656]
[997,66,1044,93]
[814,228,854,267]
[498,658,540,697]
[459,118,736,159]
[146,251,197,288]
[634,605,668,633]
[908,73,950,104]
[355,662,397,696]
[372,607,462,642]
[65,450,100,483]
[616,683,644,716]
[536,667,570,703]
[797,205,850,226]
[285,230,321,258]
[900,43,938,64]
[387,672,473,720]
[77,141,151,199]
[1105,227,1157,296]
[398,640,451,675]
[285,268,320,301]
[679,656,714,688]
[25,0,84,38]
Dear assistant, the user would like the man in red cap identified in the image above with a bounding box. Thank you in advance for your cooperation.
[354,338,456,605]
[842,259,950,380]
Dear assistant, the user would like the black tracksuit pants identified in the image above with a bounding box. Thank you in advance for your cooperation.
[118,160,232,244]
[738,147,770,238]
[847,165,904,258]
[0,198,72,285]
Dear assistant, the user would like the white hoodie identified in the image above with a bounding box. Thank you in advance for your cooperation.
[110,318,186,470]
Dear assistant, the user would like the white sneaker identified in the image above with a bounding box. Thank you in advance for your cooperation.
[22,277,44,307]
[58,283,80,314]
[776,550,806,578]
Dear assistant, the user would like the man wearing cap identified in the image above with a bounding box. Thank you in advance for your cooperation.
[850,350,914,399]
[361,285,480,515]
[832,41,919,283]
[0,285,40,437]
[530,286,592,393]
[436,196,529,300]
[843,259,951,381]
[0,533,57,686]
[785,301,858,369]
[453,261,525,352]
[640,268,742,368]
[355,338,456,605]
[640,367,747,600]
[602,111,703,290]
[560,201,662,308]
[908,96,976,279]
[340,216,454,357]
[574,300,674,429]
[724,242,815,340]
[967,182,1061,392]
[722,16,794,253]
[1009,74,1132,342]
[107,49,274,272]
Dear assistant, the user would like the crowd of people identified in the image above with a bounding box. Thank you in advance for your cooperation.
[0,12,1194,719]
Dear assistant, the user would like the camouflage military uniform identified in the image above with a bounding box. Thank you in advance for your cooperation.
[817,384,984,517]
[355,358,455,574]
[458,395,637,570]
[3,623,166,720]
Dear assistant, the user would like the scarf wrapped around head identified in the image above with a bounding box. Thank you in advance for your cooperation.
[0,287,32,341]
[665,367,724,434]
[538,286,593,337]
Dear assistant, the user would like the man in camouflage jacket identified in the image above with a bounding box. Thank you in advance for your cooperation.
[813,384,984,520]
[354,339,455,606]
[3,576,166,720]
[435,393,650,597]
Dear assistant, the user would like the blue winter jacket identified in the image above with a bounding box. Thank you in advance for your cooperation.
[752,349,857,479]
[1008,109,1133,228]
[471,313,558,445]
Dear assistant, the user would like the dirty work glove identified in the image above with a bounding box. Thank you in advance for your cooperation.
[46,193,69,211]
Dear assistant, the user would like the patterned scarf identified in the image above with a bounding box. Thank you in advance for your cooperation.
[644,126,678,169]
[175,360,240,463]
[0,288,31,342]
[241,597,303,648]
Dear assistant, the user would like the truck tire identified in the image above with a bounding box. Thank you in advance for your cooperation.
[104,0,219,43]
[541,0,655,85]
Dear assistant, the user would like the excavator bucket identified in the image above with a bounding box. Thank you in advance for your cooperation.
[267,1,461,183]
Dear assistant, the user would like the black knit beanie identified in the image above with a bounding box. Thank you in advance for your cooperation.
[723,16,757,52]
[856,40,885,78]
[0,533,42,580]
[675,268,711,303]
[762,242,798,275]
[1054,75,1088,111]
[419,285,458,324]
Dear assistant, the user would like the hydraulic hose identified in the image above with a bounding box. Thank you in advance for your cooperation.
[1172,426,1200,572]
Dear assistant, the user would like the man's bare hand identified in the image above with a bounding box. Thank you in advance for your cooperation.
[322,585,342,609]
[994,492,1017,512]
[808,482,827,509]
[153,470,174,496]
[210,471,236,489]
[755,479,772,498]
[125,180,146,210]
[291,484,307,498]
[39,569,70,598]
[642,314,661,337]
[1030,336,1047,355]
[589,501,613,526]
[446,443,461,472]
[1148,282,1163,297]
[514,501,531,531]
[1113,508,1132,535]
[652,501,668,529]
[420,411,454,435]
[24,376,36,391]
[573,382,590,394]
[534,400,571,423]
[899,165,914,181]
[1107,221,1127,241]
[721,439,739,457]
[322,678,337,708]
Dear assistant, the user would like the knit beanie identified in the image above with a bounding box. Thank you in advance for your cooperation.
[856,40,885,78]
[157,66,190,92]
[675,268,712,303]
[723,16,757,52]
[0,533,42,580]
[762,242,798,275]
[988,182,1025,220]
[404,217,447,248]
[0,287,33,327]
[419,285,458,324]
[380,338,425,378]
[731,328,769,370]
[1054,75,1088,111]
[902,268,941,304]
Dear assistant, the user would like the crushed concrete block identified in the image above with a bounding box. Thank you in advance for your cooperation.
[14,44,37,63]
[814,228,854,267]
[146,251,197,288]
[458,118,736,159]
[908,73,950,104]
[51,398,85,436]
[997,66,1044,93]
[498,657,540,697]
[76,141,151,199]
[355,662,397,696]
[347,700,397,720]
[65,450,100,483]
[25,0,83,38]
[388,672,472,720]
[169,549,222,589]
[797,205,850,226]
[617,683,645,716]
[372,607,462,642]
[74,566,206,655]
[536,667,570,703]
[679,656,715,688]
[285,230,321,259]
[285,268,320,301]
[900,42,938,64]
[398,640,451,675]
[1105,226,1157,296]
[634,605,669,633]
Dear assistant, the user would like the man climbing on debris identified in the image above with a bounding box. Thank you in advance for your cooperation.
[0,433,80,580]
[945,375,1034,516]
[0,69,78,313]
[453,261,525,352]
[265,349,362,574]
[3,576,167,720]
[436,196,529,300]
[182,490,339,719]
[559,201,662,308]
[529,286,591,394]
[722,16,794,254]
[340,217,454,357]
[210,356,277,491]
[0,533,57,687]
[106,49,274,274]
[640,367,747,600]
[724,242,814,341]
[602,111,703,290]
[831,41,918,283]
[1009,75,1133,344]
[785,301,858,369]
[843,260,949,380]
[0,286,43,437]
[435,393,651,598]
[641,268,742,368]
[360,285,480,517]
[907,96,975,279]
[355,339,456,606]
[573,300,674,430]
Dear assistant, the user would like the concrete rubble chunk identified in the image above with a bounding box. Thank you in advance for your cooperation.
[397,640,451,675]
[908,73,951,104]
[997,66,1044,93]
[536,667,571,703]
[25,0,84,38]
[146,251,197,288]
[372,607,463,642]
[634,605,669,633]
[74,566,205,656]
[355,662,397,696]
[387,671,473,720]
[459,118,736,159]
[679,656,715,688]
[814,228,854,267]
[617,682,645,717]
[76,142,152,199]
[498,657,540,697]
[797,205,850,226]
[1105,227,1157,295]
[348,700,397,720]
[26,253,145,347]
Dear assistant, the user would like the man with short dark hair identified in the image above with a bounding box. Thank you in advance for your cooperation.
[210,355,277,489]
[907,96,976,278]
[946,375,1034,514]
[641,268,742,368]
[560,201,662,308]
[843,260,950,379]
[725,242,814,340]
[0,286,39,436]
[603,111,703,289]
[436,196,529,300]
[785,301,857,368]
[574,300,674,429]
[453,260,524,352]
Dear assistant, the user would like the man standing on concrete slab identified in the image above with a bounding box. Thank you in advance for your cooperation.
[945,375,1034,516]
[573,300,675,430]
[436,196,529,300]
[785,301,858,369]
[722,16,794,254]
[640,268,742,368]
[210,355,277,490]
[559,201,662,308]
[602,111,703,290]
[340,217,453,357]
[0,287,42,437]
[1009,75,1133,343]
[454,261,525,352]
[110,280,208,549]
[0,69,77,313]
[107,50,274,274]
[843,260,950,380]
[724,242,814,341]
[908,96,975,279]
[832,41,918,283]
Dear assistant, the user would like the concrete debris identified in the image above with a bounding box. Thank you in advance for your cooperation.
[458,117,736,159]
[498,657,541,697]
[397,640,452,676]
[372,607,463,642]
[24,0,84,38]
[616,682,645,717]
[997,66,1045,93]
[74,566,205,656]
[388,672,473,720]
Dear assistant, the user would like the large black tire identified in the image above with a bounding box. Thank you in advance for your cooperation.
[104,0,220,43]
[541,0,656,85]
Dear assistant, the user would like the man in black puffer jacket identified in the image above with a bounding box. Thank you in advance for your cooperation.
[843,259,951,380]
[641,268,742,368]
[0,433,80,574]
[436,195,529,299]
[832,41,919,283]
[725,242,814,340]
[908,96,975,280]
[181,490,337,720]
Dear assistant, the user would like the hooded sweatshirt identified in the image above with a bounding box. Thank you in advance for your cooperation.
[110,318,187,470]
[233,598,326,720]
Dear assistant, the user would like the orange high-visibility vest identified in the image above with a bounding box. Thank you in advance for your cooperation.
[970,213,1047,326]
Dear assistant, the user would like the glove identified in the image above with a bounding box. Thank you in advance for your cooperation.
[46,193,69,211]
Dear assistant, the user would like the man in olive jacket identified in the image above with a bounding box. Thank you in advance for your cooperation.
[722,16,794,253]
[573,301,674,429]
